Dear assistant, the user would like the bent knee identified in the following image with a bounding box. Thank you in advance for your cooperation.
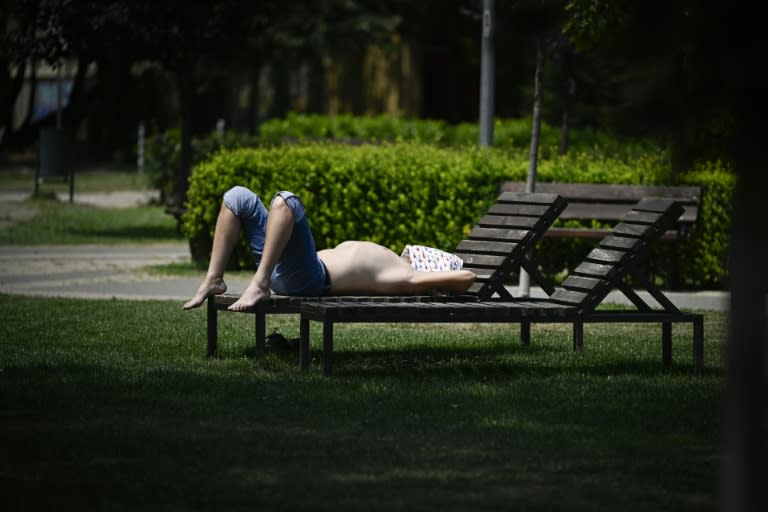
[223,186,260,217]
[271,192,305,223]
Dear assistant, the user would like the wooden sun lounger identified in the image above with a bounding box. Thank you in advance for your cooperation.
[205,191,567,357]
[298,198,705,376]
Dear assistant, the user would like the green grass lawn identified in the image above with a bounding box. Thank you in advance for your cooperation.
[0,168,152,193]
[1,295,727,511]
[0,198,180,244]
[1,167,179,245]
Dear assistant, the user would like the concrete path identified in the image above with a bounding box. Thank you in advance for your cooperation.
[0,242,729,310]
[0,189,253,304]
[0,243,241,302]
[0,189,728,310]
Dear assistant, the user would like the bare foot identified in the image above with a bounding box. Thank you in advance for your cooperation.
[228,277,271,311]
[183,276,227,310]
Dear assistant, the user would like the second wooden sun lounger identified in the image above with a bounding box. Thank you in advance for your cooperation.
[299,198,705,376]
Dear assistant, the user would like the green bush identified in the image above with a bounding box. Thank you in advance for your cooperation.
[258,112,659,162]
[182,141,734,289]
[677,160,735,287]
[258,112,452,146]
[184,142,518,267]
[177,113,734,289]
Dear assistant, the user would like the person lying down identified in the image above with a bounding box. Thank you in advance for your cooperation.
[183,186,476,312]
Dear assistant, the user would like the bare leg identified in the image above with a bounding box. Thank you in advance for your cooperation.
[229,196,295,311]
[406,269,476,294]
[183,203,240,309]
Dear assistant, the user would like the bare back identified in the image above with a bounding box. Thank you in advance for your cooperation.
[318,241,475,295]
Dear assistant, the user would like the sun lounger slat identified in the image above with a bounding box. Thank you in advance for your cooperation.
[599,236,640,250]
[573,261,617,278]
[612,223,653,238]
[478,215,540,229]
[455,253,508,268]
[584,248,628,264]
[621,210,664,225]
[549,288,589,305]
[560,275,603,291]
[454,240,518,255]
[497,191,561,204]
[467,227,529,242]
[486,203,554,216]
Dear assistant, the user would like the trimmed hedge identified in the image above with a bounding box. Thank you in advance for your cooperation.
[183,141,733,289]
[184,143,514,268]
[258,112,659,160]
[678,160,735,287]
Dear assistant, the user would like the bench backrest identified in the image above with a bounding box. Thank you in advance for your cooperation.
[548,198,685,311]
[454,191,567,300]
[500,182,700,236]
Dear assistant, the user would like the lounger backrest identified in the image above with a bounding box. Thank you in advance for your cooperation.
[548,198,685,311]
[454,192,567,300]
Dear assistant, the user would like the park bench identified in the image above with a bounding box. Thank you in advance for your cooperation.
[499,182,701,241]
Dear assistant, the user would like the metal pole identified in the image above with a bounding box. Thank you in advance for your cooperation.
[519,38,545,297]
[478,0,495,147]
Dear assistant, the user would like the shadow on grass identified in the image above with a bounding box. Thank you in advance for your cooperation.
[328,346,720,379]
[2,359,722,511]
[69,225,181,240]
[1,297,724,510]
[222,340,721,381]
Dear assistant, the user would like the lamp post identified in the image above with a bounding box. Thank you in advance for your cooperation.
[478,0,495,148]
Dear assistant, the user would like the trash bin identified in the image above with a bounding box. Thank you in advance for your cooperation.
[35,127,74,202]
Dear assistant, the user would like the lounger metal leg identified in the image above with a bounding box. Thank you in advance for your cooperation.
[206,297,218,358]
[573,321,583,352]
[323,321,334,377]
[693,315,704,375]
[299,318,310,371]
[255,311,266,357]
[521,321,531,346]
[662,321,672,366]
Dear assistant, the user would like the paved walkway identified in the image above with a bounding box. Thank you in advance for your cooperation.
[0,189,728,310]
[0,242,728,310]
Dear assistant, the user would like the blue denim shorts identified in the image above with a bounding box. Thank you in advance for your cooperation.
[223,186,329,296]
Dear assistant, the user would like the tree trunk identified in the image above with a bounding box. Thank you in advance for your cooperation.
[2,59,27,137]
[269,57,291,119]
[62,55,91,136]
[527,38,544,193]
[307,53,327,114]
[519,37,545,297]
[24,61,37,127]
[173,70,193,208]
[721,154,767,512]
